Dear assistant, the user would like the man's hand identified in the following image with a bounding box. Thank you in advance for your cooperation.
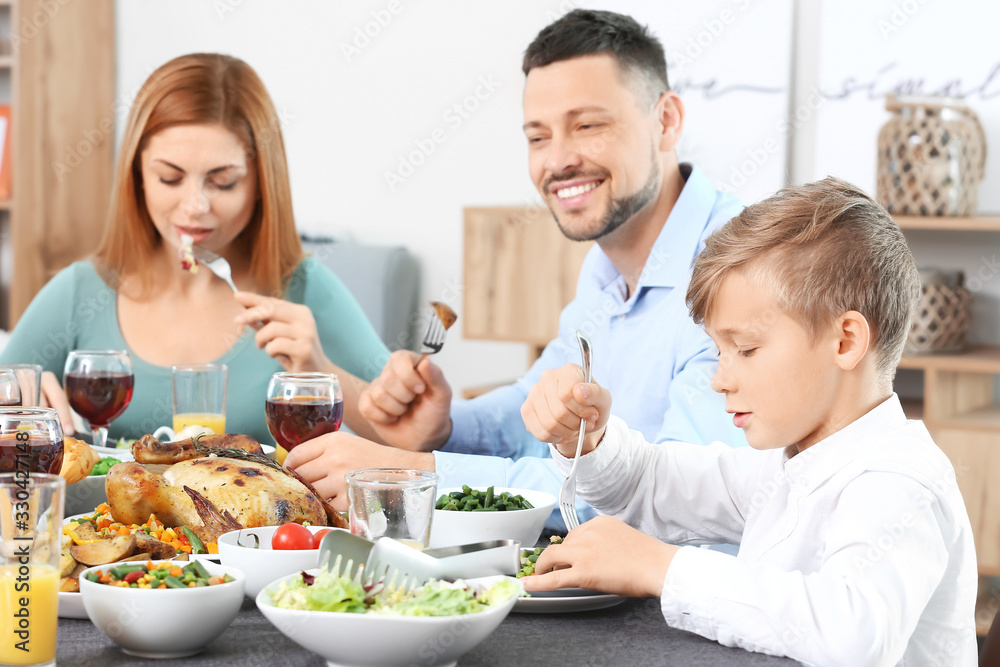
[285,432,435,510]
[40,371,74,435]
[233,291,329,372]
[358,350,453,451]
[521,516,677,598]
[521,363,611,457]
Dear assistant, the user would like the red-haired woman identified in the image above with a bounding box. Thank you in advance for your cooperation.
[0,53,388,444]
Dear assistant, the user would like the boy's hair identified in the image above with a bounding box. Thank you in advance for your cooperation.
[687,177,920,382]
[522,9,668,106]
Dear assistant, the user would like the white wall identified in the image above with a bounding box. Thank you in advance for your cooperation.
[116,0,1000,394]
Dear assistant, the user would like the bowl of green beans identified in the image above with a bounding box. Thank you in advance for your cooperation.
[428,486,555,549]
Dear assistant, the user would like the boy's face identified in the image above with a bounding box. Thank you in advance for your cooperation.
[522,54,664,242]
[705,271,845,453]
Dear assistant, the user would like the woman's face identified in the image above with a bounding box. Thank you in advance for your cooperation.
[139,123,259,257]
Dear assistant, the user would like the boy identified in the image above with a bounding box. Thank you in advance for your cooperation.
[520,177,977,665]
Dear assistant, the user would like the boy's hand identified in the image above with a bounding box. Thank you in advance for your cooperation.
[521,363,611,457]
[521,516,677,598]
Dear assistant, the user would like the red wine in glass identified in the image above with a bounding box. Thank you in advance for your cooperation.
[64,350,134,449]
[265,396,343,451]
[65,372,134,427]
[0,436,63,474]
[0,407,64,474]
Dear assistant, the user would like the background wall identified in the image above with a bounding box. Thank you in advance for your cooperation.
[116,0,1000,394]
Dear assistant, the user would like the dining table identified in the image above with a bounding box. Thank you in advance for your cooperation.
[57,595,801,666]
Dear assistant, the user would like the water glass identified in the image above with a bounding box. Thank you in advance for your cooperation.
[346,469,438,549]
[0,365,42,407]
[1,473,65,667]
[171,363,228,435]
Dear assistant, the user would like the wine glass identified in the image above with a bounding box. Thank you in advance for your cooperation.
[265,372,343,452]
[0,407,64,474]
[0,369,21,407]
[63,350,134,449]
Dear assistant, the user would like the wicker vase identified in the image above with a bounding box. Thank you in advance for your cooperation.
[877,95,987,216]
[905,269,973,355]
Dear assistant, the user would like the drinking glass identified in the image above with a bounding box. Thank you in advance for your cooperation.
[0,408,64,476]
[1,473,65,667]
[63,350,134,450]
[172,363,228,435]
[0,369,21,408]
[265,372,342,452]
[0,364,42,406]
[346,469,438,549]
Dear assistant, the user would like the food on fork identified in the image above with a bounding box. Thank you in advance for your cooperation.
[179,233,198,273]
[430,301,458,330]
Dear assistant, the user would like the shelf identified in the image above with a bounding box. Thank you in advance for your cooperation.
[899,345,1000,374]
[894,215,1000,231]
[0,200,10,211]
[927,404,1000,432]
[0,55,12,68]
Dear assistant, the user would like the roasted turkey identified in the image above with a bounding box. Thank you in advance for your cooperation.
[105,434,346,542]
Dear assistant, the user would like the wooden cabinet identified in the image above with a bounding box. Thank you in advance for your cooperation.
[894,215,1000,577]
[1,0,115,328]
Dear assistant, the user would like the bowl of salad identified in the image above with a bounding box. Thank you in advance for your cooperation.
[429,486,555,549]
[80,559,245,658]
[257,566,522,667]
[64,445,133,516]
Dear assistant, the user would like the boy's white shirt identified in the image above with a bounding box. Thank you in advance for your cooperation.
[549,394,977,667]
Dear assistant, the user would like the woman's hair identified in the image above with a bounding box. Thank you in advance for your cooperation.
[95,53,302,297]
[687,177,921,383]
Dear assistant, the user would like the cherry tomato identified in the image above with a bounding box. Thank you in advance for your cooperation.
[312,529,332,549]
[271,523,315,550]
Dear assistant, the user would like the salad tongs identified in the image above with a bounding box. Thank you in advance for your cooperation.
[317,531,521,590]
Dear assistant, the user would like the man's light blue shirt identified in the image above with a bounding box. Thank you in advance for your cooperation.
[433,164,748,529]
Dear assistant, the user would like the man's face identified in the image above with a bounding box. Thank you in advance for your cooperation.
[705,271,844,453]
[523,55,662,242]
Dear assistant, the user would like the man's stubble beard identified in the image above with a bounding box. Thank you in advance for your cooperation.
[550,151,662,243]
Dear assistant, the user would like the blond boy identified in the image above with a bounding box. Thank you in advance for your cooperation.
[520,178,977,665]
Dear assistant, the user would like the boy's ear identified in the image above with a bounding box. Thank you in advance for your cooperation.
[655,91,684,153]
[834,310,871,371]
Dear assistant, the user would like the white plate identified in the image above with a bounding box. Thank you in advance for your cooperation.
[513,587,626,613]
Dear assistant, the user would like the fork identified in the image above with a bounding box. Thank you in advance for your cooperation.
[558,329,593,532]
[190,245,238,293]
[416,302,456,364]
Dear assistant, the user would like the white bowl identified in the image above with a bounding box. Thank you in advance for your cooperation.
[257,571,520,667]
[64,447,133,516]
[80,560,245,658]
[217,524,335,598]
[428,487,556,549]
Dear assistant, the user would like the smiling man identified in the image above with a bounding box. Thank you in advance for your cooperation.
[287,10,747,526]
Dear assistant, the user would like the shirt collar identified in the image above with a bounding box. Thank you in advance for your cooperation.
[782,394,909,495]
[590,163,720,293]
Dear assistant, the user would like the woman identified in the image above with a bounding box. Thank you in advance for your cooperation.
[0,53,389,444]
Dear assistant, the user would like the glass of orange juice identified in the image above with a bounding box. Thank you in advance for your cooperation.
[171,363,228,435]
[1,472,64,667]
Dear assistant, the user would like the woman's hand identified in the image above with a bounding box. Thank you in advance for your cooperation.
[233,292,329,372]
[40,371,75,435]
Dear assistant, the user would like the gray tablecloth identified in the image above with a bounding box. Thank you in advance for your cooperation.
[57,596,800,666]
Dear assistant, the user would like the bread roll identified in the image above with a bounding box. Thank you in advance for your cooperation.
[60,437,100,484]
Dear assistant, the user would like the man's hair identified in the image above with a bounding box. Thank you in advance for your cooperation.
[523,9,668,105]
[687,177,921,382]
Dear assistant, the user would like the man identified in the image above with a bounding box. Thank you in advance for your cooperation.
[287,10,746,526]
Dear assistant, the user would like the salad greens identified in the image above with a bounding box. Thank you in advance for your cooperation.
[269,568,520,616]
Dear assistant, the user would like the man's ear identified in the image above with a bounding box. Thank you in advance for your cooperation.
[655,91,684,152]
[834,310,871,371]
